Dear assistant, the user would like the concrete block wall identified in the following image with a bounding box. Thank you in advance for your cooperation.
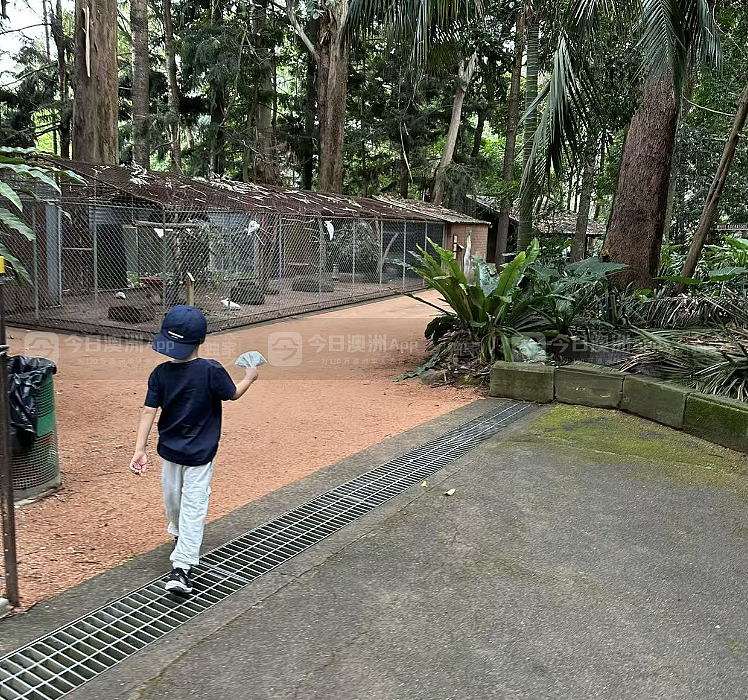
[489,361,748,454]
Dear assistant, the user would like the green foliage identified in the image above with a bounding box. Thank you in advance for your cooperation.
[407,237,547,363]
[0,147,83,281]
[529,258,628,337]
[627,329,748,401]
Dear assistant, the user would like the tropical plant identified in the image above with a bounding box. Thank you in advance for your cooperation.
[524,0,721,289]
[529,257,627,337]
[622,329,748,401]
[0,147,83,281]
[406,238,548,363]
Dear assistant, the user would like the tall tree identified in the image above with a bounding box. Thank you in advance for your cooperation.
[517,10,538,251]
[601,71,678,287]
[287,1,350,193]
[249,0,281,184]
[130,0,150,168]
[73,0,119,163]
[210,0,227,175]
[42,0,58,155]
[51,0,71,159]
[496,11,524,260]
[678,76,748,285]
[528,0,720,288]
[316,0,350,193]
[571,130,597,261]
[162,0,181,172]
[431,53,477,205]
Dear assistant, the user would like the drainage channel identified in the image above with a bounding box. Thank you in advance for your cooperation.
[0,401,535,700]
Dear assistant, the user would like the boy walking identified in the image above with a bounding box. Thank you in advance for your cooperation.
[129,305,258,594]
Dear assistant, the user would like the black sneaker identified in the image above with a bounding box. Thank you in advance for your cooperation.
[164,567,192,594]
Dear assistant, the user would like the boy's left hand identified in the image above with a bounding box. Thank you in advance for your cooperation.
[130,451,150,475]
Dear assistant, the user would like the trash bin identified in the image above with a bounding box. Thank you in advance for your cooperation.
[7,356,60,500]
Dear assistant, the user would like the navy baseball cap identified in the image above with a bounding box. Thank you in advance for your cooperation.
[153,305,207,359]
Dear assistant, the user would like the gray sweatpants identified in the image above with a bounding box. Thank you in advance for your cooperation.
[161,459,214,572]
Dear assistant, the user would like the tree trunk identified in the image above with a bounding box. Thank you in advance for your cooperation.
[163,0,181,172]
[73,0,118,164]
[252,0,281,185]
[398,137,410,199]
[431,53,477,206]
[52,0,71,158]
[593,137,604,220]
[571,132,597,262]
[301,20,318,189]
[496,11,524,260]
[518,13,539,250]
[602,70,678,289]
[210,0,226,175]
[678,78,748,288]
[316,1,349,193]
[130,0,150,168]
[663,77,693,243]
[471,107,486,160]
[42,0,59,155]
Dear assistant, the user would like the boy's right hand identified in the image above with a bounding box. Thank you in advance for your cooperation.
[244,366,259,382]
[129,450,150,476]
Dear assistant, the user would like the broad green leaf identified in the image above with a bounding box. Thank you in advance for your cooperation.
[0,241,30,283]
[0,181,22,211]
[707,266,747,282]
[0,207,35,240]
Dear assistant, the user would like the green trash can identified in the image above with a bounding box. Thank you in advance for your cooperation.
[8,358,60,501]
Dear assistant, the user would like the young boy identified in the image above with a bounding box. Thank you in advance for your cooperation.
[129,305,258,594]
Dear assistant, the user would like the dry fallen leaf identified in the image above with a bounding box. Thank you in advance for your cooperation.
[444,489,456,497]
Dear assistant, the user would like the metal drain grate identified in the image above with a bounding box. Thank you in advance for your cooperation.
[0,401,535,699]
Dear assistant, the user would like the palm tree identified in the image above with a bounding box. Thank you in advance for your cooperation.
[517,8,539,251]
[526,0,720,287]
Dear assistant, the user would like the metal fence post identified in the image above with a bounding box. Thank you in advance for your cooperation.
[318,218,324,296]
[0,266,19,608]
[57,205,63,305]
[352,220,357,290]
[402,221,407,291]
[92,205,99,317]
[161,211,168,311]
[378,220,383,287]
[32,205,39,320]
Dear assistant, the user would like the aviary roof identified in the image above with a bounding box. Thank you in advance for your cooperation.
[48,159,471,224]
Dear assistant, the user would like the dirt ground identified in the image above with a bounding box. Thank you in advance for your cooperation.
[1,291,479,607]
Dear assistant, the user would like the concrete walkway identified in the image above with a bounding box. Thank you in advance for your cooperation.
[4,401,748,699]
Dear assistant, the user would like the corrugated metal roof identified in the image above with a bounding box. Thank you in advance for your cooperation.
[374,196,490,225]
[46,159,453,222]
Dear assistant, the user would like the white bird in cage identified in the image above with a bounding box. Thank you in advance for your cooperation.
[221,298,241,310]
[115,291,127,299]
[247,220,260,236]
[324,220,334,240]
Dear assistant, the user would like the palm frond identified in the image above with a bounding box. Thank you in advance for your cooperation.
[344,0,479,67]
[622,329,748,401]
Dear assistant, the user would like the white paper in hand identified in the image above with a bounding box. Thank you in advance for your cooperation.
[235,351,267,368]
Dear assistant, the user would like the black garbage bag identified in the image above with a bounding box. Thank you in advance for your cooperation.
[7,356,57,451]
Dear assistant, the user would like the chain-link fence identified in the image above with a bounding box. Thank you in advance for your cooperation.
[5,198,444,339]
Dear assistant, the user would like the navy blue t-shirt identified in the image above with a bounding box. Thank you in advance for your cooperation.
[144,358,236,466]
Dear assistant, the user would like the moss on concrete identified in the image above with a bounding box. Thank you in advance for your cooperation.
[513,404,748,496]
[684,393,748,453]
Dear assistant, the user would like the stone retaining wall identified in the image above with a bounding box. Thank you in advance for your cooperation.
[489,361,748,454]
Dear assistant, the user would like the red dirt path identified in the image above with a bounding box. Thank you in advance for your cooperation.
[1,292,478,607]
